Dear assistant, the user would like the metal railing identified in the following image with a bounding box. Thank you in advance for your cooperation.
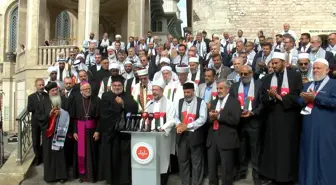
[15,108,32,165]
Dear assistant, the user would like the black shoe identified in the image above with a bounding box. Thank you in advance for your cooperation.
[60,180,66,184]
[34,158,42,166]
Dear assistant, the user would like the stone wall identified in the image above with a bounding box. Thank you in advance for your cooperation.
[192,0,336,40]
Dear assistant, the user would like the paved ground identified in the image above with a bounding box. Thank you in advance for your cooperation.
[1,133,18,166]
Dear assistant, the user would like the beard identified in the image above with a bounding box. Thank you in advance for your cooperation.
[313,74,327,81]
[241,77,251,84]
[311,46,319,52]
[108,54,116,59]
[153,93,162,101]
[112,89,123,95]
[190,68,197,74]
[50,94,62,108]
[185,95,194,102]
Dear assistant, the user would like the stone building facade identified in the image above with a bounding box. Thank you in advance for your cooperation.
[192,0,336,43]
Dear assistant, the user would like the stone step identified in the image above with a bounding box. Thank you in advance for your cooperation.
[21,165,255,185]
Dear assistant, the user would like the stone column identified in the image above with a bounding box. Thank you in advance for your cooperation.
[128,0,146,38]
[77,0,100,47]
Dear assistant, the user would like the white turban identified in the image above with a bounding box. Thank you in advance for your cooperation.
[188,57,199,63]
[272,52,285,61]
[161,66,172,72]
[160,57,171,64]
[115,34,122,39]
[124,60,132,65]
[176,65,190,73]
[47,66,57,74]
[76,54,85,59]
[298,53,310,60]
[107,46,114,51]
[152,80,165,89]
[314,58,329,67]
[109,63,120,70]
[137,68,148,76]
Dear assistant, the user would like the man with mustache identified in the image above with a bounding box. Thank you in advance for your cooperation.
[229,65,263,185]
[39,82,69,183]
[70,82,100,183]
[97,75,138,185]
[207,79,241,185]
[298,58,336,185]
[175,82,207,185]
[260,52,303,185]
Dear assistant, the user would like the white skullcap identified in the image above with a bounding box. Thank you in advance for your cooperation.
[272,52,285,61]
[76,54,85,59]
[133,62,143,69]
[213,34,219,38]
[314,58,329,67]
[176,65,190,73]
[124,60,132,65]
[107,46,114,50]
[298,53,310,60]
[161,66,172,72]
[137,68,148,76]
[109,63,120,70]
[115,34,122,39]
[47,66,57,74]
[152,80,165,89]
[160,57,170,64]
[188,57,199,63]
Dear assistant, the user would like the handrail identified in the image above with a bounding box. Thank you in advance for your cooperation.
[15,107,32,165]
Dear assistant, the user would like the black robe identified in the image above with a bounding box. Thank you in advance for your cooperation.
[260,69,303,182]
[36,97,68,182]
[97,91,138,184]
[70,94,100,182]
[92,69,111,97]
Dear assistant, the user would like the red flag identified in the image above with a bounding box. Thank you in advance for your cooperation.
[46,112,57,138]
[182,111,196,125]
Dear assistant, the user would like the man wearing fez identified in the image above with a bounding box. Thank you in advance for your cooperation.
[140,80,175,185]
[260,52,302,185]
[70,82,100,182]
[97,75,138,185]
[174,82,207,185]
[229,65,263,185]
[207,79,241,185]
[131,68,153,112]
[27,78,49,166]
[40,82,69,183]
[298,58,336,185]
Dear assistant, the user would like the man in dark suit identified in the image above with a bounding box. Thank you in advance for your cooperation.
[88,53,102,77]
[212,53,231,81]
[27,78,50,166]
[207,79,241,185]
[297,33,311,53]
[229,65,263,185]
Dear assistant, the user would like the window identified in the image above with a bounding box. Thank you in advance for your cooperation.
[9,6,18,52]
[55,11,70,39]
[158,21,163,32]
[152,21,157,32]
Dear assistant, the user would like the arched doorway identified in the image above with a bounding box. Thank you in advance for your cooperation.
[319,34,328,48]
[55,11,70,45]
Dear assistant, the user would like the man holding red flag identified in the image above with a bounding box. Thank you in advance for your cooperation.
[40,82,69,183]
[207,79,241,185]
[174,82,207,185]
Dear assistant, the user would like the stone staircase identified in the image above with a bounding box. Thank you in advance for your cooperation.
[21,165,255,185]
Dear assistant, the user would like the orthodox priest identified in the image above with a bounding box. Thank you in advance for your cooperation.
[140,80,176,185]
[298,58,336,185]
[97,75,138,185]
[260,52,302,185]
[40,82,69,183]
[70,82,100,182]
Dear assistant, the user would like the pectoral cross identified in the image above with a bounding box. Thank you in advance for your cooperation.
[85,115,90,120]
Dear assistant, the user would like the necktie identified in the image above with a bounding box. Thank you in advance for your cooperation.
[314,82,320,91]
[179,56,183,65]
[66,92,69,98]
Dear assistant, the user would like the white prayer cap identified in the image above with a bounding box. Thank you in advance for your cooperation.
[115,34,122,39]
[137,68,148,76]
[298,53,310,60]
[109,63,120,70]
[272,52,285,61]
[161,66,172,72]
[160,57,170,64]
[47,66,57,74]
[133,62,143,69]
[188,57,199,63]
[124,60,132,65]
[314,58,329,67]
[107,46,114,51]
[76,54,85,59]
[213,34,219,38]
[176,65,190,73]
[152,80,165,89]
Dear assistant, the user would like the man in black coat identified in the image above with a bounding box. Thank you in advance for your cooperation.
[27,78,49,166]
[207,79,241,185]
[229,65,263,185]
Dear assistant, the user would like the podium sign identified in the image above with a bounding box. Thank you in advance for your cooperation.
[122,131,165,185]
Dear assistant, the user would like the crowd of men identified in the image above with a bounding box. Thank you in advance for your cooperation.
[27,23,336,185]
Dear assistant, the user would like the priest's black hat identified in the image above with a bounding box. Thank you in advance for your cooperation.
[112,75,125,84]
[45,82,58,92]
[183,82,194,90]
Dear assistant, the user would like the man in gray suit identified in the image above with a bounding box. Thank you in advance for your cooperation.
[211,53,231,81]
[227,57,244,84]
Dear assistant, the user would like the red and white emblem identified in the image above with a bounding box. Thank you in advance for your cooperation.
[132,142,154,164]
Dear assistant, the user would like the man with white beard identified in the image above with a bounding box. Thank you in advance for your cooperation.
[308,36,335,69]
[140,80,175,185]
[153,57,179,81]
[161,66,177,101]
[39,82,69,183]
[188,57,204,86]
[122,60,134,80]
[107,46,117,65]
[172,65,198,104]
[298,58,336,185]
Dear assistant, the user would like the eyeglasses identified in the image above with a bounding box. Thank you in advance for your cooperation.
[299,63,309,66]
[240,72,249,76]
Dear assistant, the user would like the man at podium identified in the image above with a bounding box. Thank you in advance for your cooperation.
[140,80,176,185]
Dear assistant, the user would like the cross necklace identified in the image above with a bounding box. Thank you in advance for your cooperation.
[82,96,91,120]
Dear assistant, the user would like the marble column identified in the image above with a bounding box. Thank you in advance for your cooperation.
[128,0,146,38]
[77,0,100,47]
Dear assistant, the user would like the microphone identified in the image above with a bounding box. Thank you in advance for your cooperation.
[143,101,154,111]
[125,113,132,131]
[131,114,138,131]
[147,113,154,132]
[140,112,149,132]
